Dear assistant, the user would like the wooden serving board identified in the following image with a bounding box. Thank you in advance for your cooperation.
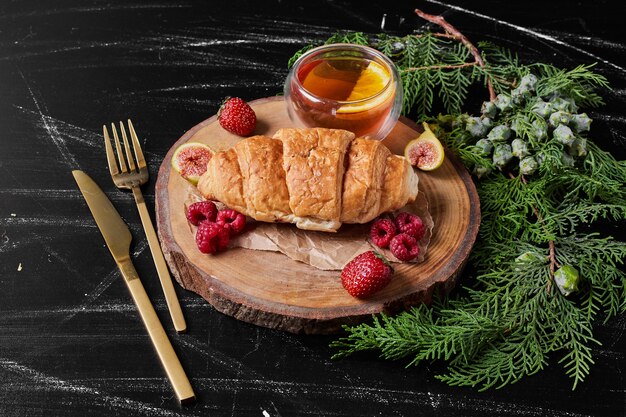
[155,97,480,334]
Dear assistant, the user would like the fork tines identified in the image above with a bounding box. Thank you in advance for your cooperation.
[103,119,146,177]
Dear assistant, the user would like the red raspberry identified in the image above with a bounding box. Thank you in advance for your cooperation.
[216,209,246,236]
[195,222,230,253]
[394,212,425,241]
[369,218,397,249]
[186,201,217,226]
[389,233,420,262]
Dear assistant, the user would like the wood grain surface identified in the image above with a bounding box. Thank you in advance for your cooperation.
[155,97,480,333]
[1,1,625,416]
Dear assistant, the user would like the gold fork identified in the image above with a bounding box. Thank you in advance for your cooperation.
[104,120,187,333]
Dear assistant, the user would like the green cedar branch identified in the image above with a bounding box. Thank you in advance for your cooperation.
[286,15,623,391]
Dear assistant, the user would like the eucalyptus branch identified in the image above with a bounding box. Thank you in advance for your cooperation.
[414,8,496,101]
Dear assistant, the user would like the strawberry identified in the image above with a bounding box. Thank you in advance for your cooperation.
[341,251,393,298]
[218,97,257,136]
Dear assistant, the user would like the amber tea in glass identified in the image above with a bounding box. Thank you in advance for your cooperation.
[284,44,403,139]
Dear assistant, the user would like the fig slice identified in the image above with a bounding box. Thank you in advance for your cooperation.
[171,142,214,185]
[404,122,445,171]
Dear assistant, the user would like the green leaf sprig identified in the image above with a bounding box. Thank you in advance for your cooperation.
[286,9,626,390]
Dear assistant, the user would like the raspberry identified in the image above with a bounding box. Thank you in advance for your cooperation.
[394,212,425,241]
[216,209,246,235]
[195,222,230,254]
[390,233,420,262]
[186,201,217,226]
[369,218,397,249]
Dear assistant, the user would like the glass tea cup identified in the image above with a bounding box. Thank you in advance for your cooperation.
[284,43,403,140]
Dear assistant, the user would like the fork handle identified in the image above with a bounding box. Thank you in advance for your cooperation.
[118,259,195,404]
[132,186,187,333]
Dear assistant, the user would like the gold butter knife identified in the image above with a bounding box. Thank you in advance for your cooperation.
[72,170,195,404]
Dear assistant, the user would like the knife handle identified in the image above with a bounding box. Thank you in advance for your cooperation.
[118,259,196,404]
[132,186,187,333]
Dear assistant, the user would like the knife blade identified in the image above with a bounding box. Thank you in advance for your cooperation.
[72,170,132,261]
[72,170,195,404]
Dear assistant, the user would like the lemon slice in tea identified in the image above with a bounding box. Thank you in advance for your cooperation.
[337,61,392,114]
[346,61,390,100]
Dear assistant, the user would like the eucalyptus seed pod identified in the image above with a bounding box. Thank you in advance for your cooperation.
[546,91,562,101]
[561,151,575,167]
[549,97,572,112]
[472,165,492,179]
[562,96,578,113]
[553,265,580,296]
[481,117,493,129]
[494,93,513,112]
[553,124,575,146]
[569,137,588,158]
[466,116,489,137]
[536,151,546,167]
[549,111,572,127]
[450,115,465,129]
[390,41,405,54]
[511,86,529,105]
[550,94,578,113]
[511,116,529,136]
[493,143,513,169]
[475,138,494,156]
[532,119,548,141]
[512,85,530,96]
[571,113,592,133]
[531,99,552,118]
[367,38,380,49]
[436,114,458,130]
[511,138,530,158]
[519,73,538,91]
[481,101,498,118]
[487,125,512,142]
[439,114,465,130]
[514,251,548,269]
[519,156,538,175]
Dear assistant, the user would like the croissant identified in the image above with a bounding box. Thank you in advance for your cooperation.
[197,128,419,232]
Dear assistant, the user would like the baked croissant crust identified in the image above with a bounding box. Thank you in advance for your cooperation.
[197,128,419,232]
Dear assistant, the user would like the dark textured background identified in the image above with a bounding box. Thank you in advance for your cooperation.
[1,1,625,416]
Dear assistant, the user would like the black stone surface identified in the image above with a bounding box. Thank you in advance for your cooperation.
[0,1,624,416]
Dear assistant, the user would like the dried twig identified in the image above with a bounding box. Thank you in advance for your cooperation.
[414,8,497,101]
[513,173,560,291]
[402,61,478,73]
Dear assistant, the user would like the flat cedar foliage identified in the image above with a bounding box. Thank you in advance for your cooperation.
[288,25,626,390]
